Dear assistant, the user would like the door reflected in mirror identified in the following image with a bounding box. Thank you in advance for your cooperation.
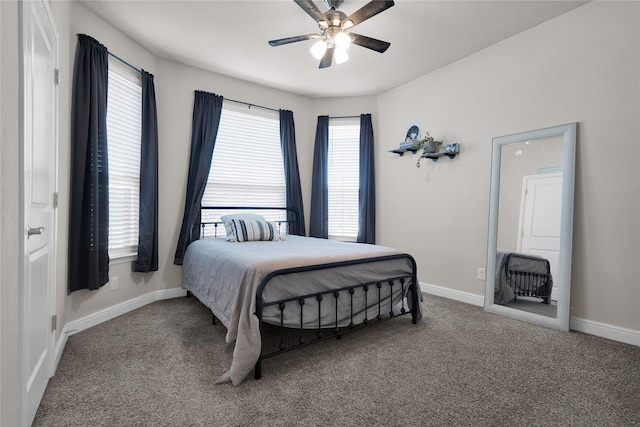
[485,123,576,331]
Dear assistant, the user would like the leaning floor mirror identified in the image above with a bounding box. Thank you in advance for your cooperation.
[485,123,576,331]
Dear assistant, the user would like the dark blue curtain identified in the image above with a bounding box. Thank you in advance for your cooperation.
[357,114,376,244]
[133,71,159,272]
[174,91,223,264]
[68,34,110,293]
[279,110,306,236]
[309,115,329,238]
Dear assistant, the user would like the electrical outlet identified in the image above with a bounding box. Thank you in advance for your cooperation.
[110,276,119,291]
[476,267,486,281]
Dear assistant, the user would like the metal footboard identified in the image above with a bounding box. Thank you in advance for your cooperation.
[504,252,552,304]
[253,253,419,380]
[507,269,552,304]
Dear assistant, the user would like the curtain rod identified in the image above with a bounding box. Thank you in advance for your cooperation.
[108,51,141,74]
[224,101,361,119]
[225,98,280,113]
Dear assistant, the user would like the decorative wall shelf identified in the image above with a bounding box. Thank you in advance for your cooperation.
[388,147,418,156]
[423,144,459,162]
[390,143,460,162]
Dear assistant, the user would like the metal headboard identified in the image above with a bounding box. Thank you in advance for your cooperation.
[199,206,299,238]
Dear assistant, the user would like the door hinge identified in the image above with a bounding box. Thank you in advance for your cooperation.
[54,69,60,86]
[53,192,59,208]
[52,315,57,332]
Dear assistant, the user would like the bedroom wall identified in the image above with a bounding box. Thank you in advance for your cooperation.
[375,1,640,332]
[52,1,161,331]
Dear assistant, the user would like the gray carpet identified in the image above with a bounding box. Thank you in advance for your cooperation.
[34,295,640,426]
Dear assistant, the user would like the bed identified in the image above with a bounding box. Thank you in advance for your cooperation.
[182,207,421,385]
[494,249,553,305]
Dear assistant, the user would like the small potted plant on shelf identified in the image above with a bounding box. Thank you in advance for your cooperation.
[415,131,443,167]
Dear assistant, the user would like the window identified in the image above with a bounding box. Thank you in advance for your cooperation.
[327,117,360,240]
[201,103,285,236]
[106,62,142,259]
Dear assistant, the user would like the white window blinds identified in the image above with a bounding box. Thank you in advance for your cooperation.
[106,63,142,259]
[328,117,360,240]
[202,103,285,233]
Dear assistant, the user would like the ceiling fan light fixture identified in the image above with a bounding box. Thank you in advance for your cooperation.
[334,31,351,50]
[270,0,395,69]
[335,48,349,64]
[310,39,327,60]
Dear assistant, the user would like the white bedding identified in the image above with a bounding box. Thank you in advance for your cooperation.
[182,235,420,385]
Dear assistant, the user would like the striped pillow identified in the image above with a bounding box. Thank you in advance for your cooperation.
[225,219,284,242]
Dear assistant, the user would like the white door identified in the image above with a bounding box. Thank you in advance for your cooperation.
[517,173,562,301]
[21,1,58,425]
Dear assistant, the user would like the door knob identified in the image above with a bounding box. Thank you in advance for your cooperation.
[27,226,45,238]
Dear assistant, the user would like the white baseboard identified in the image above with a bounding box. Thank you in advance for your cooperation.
[420,282,484,307]
[570,317,640,347]
[420,282,639,347]
[54,287,187,370]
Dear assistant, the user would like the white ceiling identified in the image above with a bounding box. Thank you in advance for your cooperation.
[80,0,587,98]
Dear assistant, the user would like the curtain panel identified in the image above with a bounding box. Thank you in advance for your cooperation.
[279,109,306,236]
[134,71,159,272]
[309,115,329,238]
[357,113,376,244]
[174,91,223,264]
[68,34,110,293]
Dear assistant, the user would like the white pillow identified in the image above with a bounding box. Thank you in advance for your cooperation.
[225,219,285,242]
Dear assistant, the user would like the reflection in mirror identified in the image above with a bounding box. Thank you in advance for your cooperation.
[497,136,563,319]
[485,123,576,331]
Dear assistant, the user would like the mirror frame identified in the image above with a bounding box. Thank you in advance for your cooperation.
[484,123,577,331]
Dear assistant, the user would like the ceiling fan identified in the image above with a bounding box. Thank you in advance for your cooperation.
[268,0,395,69]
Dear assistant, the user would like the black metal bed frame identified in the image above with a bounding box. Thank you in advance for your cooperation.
[194,206,420,380]
[253,253,418,379]
[504,253,552,304]
[199,206,299,239]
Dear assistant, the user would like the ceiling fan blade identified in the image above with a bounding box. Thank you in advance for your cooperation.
[294,0,329,26]
[319,46,335,68]
[350,33,391,53]
[269,34,320,47]
[343,0,394,28]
